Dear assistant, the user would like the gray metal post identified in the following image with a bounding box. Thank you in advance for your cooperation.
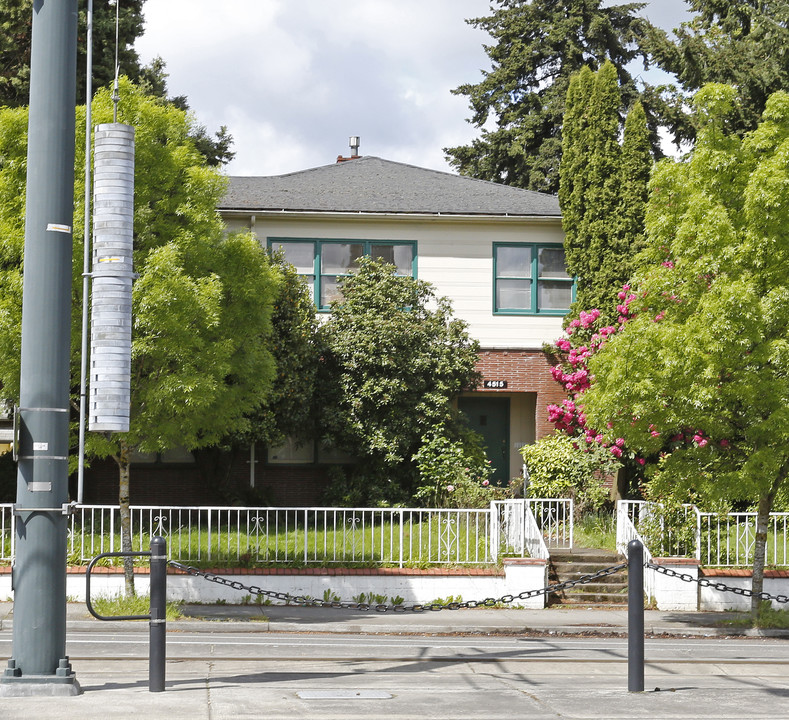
[149,536,167,692]
[0,0,79,696]
[628,539,645,692]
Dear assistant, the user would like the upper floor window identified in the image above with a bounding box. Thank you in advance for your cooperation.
[493,243,574,315]
[269,238,416,309]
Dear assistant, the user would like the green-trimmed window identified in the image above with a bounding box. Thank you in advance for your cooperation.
[269,239,416,309]
[493,243,574,314]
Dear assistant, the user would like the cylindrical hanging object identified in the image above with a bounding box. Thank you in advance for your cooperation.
[89,122,134,432]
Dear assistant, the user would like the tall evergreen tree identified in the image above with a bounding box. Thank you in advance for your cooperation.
[0,0,146,108]
[616,99,651,262]
[0,1,234,166]
[560,62,652,321]
[647,0,789,147]
[445,0,657,193]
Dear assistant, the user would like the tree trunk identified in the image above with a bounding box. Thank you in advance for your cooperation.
[750,467,787,617]
[750,492,771,616]
[116,439,135,597]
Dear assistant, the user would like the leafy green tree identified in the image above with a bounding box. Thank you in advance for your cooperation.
[319,258,481,504]
[581,84,789,614]
[445,0,656,193]
[616,98,651,260]
[560,62,653,322]
[0,79,278,593]
[647,0,789,148]
[197,257,321,505]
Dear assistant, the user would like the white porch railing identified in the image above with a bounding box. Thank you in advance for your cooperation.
[489,499,572,561]
[0,500,574,566]
[616,500,655,600]
[527,498,574,549]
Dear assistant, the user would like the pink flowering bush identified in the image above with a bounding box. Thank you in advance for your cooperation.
[547,284,725,470]
[546,290,637,461]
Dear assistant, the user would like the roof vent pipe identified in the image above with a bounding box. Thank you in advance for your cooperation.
[349,136,360,157]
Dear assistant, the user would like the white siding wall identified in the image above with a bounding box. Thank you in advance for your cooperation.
[223,213,566,349]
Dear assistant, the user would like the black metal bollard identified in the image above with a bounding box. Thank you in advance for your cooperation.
[149,536,167,693]
[628,539,645,692]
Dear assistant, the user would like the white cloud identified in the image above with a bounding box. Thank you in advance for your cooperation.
[134,0,687,177]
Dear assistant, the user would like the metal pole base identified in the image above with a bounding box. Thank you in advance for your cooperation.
[0,658,81,696]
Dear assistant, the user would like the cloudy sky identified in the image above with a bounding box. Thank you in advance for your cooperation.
[134,0,691,177]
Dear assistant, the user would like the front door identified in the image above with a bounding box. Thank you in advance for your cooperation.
[458,396,510,485]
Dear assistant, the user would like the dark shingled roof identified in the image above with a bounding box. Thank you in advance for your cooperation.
[220,156,560,217]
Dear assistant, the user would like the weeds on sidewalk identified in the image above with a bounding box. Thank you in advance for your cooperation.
[92,593,183,621]
[721,601,789,630]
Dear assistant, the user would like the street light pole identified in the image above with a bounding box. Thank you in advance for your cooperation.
[0,0,80,695]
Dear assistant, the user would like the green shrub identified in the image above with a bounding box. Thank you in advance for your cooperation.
[412,425,506,508]
[520,434,616,515]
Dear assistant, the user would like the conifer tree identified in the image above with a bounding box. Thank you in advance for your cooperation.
[616,100,651,266]
[560,62,652,322]
[445,0,656,193]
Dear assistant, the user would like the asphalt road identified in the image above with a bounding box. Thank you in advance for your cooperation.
[3,627,789,719]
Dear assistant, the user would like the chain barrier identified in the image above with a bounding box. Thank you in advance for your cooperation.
[646,562,789,604]
[168,560,627,613]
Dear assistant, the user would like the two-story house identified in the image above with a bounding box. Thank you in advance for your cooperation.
[216,150,570,503]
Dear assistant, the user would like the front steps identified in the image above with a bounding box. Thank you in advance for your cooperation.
[548,547,628,606]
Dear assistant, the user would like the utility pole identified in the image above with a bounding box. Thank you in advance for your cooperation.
[0,0,80,695]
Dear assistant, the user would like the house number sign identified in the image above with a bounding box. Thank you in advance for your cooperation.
[483,380,507,389]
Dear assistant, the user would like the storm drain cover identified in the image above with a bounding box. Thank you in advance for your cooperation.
[297,690,393,700]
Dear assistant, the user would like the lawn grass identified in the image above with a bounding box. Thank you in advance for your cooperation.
[573,511,617,552]
[58,513,493,568]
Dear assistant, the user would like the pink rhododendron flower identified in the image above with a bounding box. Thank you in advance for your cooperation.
[637,458,646,466]
[446,485,454,492]
[610,446,622,458]
[482,480,489,487]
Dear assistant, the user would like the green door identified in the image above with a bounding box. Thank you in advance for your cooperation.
[458,396,510,485]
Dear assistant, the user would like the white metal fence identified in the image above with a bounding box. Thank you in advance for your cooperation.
[616,500,655,600]
[0,500,574,567]
[617,500,789,568]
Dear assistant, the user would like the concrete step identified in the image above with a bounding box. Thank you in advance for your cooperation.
[559,592,628,605]
[548,547,628,606]
[559,581,628,593]
[551,558,624,577]
[551,549,622,564]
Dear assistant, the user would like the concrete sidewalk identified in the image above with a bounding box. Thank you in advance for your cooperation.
[3,602,789,718]
[0,600,780,637]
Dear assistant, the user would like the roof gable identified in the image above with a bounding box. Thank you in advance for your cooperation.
[220,156,560,217]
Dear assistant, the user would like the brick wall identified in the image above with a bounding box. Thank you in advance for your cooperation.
[475,348,565,439]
